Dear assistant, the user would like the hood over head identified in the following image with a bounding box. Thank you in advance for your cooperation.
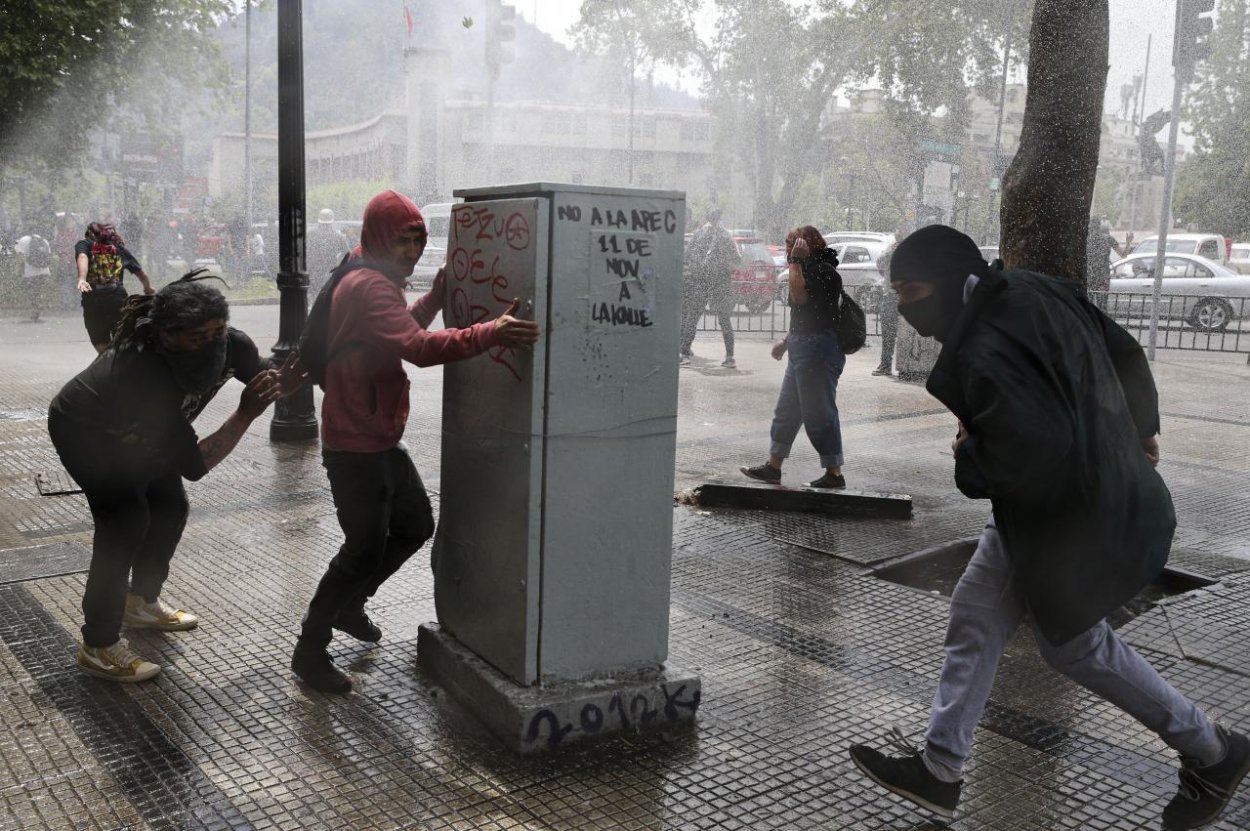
[889,224,991,343]
[360,190,426,278]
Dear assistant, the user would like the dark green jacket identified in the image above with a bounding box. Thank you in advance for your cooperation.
[926,269,1175,645]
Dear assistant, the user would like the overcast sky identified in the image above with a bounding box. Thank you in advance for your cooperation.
[521,0,1183,120]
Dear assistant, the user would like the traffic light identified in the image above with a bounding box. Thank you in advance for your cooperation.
[485,0,517,79]
[1174,0,1216,79]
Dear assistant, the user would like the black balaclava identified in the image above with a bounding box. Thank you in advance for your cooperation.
[890,224,991,342]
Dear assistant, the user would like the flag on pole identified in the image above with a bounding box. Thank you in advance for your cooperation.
[403,4,414,38]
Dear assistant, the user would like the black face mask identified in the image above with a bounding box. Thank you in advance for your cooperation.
[898,294,956,342]
[163,337,228,394]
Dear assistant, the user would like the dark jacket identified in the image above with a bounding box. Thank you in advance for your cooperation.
[926,268,1174,645]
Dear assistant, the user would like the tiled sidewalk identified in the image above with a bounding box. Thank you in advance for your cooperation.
[1,311,1249,830]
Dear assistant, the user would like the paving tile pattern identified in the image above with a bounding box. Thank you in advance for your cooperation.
[0,316,1249,829]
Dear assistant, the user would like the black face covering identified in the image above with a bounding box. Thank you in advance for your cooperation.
[889,225,990,343]
[898,293,956,341]
[163,337,228,394]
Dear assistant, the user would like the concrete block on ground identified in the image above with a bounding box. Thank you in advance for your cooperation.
[690,480,912,518]
[418,623,700,754]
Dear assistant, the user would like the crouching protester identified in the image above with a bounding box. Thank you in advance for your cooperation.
[48,274,305,682]
[847,226,1250,830]
[291,190,541,694]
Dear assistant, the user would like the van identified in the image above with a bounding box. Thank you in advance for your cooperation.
[1130,233,1229,266]
[414,201,456,287]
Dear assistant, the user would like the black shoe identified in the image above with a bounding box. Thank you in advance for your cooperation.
[740,463,781,484]
[849,732,961,821]
[291,647,352,694]
[334,609,382,643]
[1163,727,1250,830]
[808,472,846,489]
[872,366,893,377]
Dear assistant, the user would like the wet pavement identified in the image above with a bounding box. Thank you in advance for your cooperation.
[2,308,1250,830]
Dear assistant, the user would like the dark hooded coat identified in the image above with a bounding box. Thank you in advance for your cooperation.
[926,267,1175,646]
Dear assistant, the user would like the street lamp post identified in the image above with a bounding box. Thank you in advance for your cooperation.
[269,0,318,441]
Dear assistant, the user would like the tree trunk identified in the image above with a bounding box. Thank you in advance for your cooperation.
[999,0,1108,283]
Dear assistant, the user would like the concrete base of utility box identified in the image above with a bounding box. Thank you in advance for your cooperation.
[417,623,701,753]
[691,480,913,518]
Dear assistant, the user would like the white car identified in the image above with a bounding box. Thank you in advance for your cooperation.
[1130,233,1229,266]
[832,240,890,308]
[822,231,894,247]
[1228,242,1250,275]
[414,201,456,287]
[1108,252,1250,332]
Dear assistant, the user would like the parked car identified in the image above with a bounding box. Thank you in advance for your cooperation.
[1130,233,1230,266]
[1228,242,1250,275]
[1108,252,1250,332]
[979,245,1001,264]
[822,231,894,247]
[830,240,890,308]
[730,236,778,313]
[414,201,455,287]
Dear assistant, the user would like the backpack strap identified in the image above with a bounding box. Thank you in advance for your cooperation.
[316,257,393,367]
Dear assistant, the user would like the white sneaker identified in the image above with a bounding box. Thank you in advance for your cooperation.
[77,640,161,683]
[123,594,199,631]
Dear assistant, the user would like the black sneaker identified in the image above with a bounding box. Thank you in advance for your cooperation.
[740,463,781,484]
[1163,727,1250,830]
[334,608,382,643]
[872,366,893,377]
[291,646,352,694]
[808,473,846,489]
[849,730,961,821]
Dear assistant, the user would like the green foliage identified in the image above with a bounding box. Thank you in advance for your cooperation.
[0,0,232,164]
[1175,0,1250,238]
[577,0,1033,238]
[307,180,395,219]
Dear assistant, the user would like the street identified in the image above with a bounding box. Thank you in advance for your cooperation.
[1,308,1249,829]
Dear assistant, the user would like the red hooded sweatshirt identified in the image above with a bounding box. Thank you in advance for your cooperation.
[321,190,498,452]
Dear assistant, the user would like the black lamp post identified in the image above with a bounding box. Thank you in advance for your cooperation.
[270,0,318,441]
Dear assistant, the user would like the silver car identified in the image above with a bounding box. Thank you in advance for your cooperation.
[832,240,890,308]
[1108,252,1250,332]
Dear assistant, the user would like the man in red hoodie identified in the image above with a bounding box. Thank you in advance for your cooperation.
[292,190,541,693]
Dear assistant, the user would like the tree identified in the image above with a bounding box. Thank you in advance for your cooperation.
[1175,0,1250,238]
[576,0,1032,239]
[999,0,1109,281]
[0,0,232,166]
[570,0,699,184]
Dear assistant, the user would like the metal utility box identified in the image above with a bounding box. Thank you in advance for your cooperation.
[432,183,686,686]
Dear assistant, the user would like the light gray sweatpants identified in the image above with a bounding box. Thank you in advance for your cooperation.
[923,514,1223,782]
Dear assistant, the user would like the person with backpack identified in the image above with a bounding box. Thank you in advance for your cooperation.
[47,274,305,683]
[75,222,155,353]
[741,226,850,489]
[847,225,1249,830]
[16,230,53,321]
[291,189,541,694]
[679,208,739,368]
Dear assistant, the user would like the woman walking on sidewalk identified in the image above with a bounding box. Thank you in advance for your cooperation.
[741,226,847,489]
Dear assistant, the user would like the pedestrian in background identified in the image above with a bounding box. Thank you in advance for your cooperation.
[48,275,304,683]
[291,190,541,694]
[849,225,1249,831]
[679,208,738,368]
[76,222,155,353]
[1086,216,1131,309]
[741,226,847,489]
[307,208,349,297]
[16,230,53,321]
[872,224,910,377]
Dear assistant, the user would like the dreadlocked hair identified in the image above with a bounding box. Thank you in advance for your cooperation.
[110,269,231,351]
[86,222,124,248]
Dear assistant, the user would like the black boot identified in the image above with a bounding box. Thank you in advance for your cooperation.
[334,608,382,643]
[1163,727,1250,830]
[291,644,352,694]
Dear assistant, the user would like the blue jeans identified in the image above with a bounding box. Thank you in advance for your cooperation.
[769,331,846,468]
[924,514,1223,782]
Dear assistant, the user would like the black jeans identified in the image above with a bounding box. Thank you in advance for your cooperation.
[48,414,190,647]
[680,281,734,357]
[298,446,435,650]
[877,291,899,371]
